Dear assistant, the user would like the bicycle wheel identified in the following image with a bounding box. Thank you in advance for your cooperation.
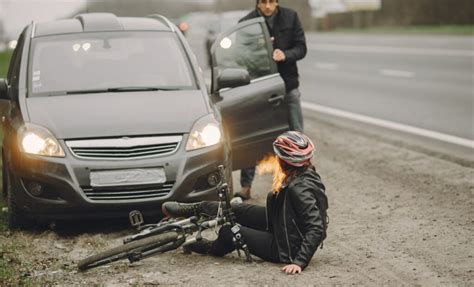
[77,231,179,271]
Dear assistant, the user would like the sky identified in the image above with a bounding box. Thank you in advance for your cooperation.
[1,0,86,40]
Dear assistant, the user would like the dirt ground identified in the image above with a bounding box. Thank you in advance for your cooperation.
[1,113,473,286]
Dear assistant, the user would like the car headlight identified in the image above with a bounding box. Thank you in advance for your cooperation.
[186,114,222,151]
[18,123,65,157]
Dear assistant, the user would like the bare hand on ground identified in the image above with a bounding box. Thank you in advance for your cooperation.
[281,264,302,274]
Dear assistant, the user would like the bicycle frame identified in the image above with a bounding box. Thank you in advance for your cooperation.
[122,165,252,263]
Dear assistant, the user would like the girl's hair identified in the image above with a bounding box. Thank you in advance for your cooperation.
[273,157,310,194]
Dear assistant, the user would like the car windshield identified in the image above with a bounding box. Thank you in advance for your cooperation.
[29,31,196,96]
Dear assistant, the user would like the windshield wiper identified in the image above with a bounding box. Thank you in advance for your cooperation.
[65,87,179,95]
[66,89,109,95]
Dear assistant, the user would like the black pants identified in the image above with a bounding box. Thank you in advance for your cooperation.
[200,201,280,263]
[240,167,255,188]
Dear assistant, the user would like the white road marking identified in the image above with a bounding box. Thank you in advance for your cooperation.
[380,69,415,78]
[308,43,474,57]
[302,101,474,149]
[315,62,340,71]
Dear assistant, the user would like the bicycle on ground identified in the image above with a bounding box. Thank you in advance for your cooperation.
[77,165,251,271]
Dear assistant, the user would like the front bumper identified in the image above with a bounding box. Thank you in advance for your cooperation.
[7,136,227,220]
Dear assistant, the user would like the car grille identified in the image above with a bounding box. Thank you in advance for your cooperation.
[82,182,174,201]
[66,136,182,160]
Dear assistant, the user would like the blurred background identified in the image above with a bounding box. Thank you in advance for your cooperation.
[0,0,473,159]
[1,0,472,68]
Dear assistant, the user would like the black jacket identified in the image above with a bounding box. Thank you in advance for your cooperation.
[240,7,307,92]
[266,166,326,269]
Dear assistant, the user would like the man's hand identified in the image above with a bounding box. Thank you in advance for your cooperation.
[281,264,302,275]
[273,49,286,62]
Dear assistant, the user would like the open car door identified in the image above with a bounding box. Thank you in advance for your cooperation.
[210,17,289,170]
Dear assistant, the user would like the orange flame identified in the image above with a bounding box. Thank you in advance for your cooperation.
[256,154,286,194]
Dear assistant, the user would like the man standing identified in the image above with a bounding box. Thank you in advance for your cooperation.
[235,0,307,200]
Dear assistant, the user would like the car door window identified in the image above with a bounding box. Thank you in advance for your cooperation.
[213,22,273,80]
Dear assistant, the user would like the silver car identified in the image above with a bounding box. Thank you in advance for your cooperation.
[0,13,288,228]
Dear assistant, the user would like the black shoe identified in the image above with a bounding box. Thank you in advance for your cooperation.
[234,192,250,201]
[234,187,251,200]
[161,201,202,218]
[185,238,213,255]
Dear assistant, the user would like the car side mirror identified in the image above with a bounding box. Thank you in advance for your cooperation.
[215,68,250,92]
[0,79,8,100]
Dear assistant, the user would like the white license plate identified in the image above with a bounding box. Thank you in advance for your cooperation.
[90,168,166,187]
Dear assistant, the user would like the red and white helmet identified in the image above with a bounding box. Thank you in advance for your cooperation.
[273,131,314,167]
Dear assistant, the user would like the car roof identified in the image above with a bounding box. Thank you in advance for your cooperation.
[34,13,174,37]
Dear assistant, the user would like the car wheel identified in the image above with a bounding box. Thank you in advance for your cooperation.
[5,167,34,230]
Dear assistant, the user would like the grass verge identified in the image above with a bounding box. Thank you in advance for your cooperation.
[0,239,32,286]
[0,51,12,78]
[0,116,19,285]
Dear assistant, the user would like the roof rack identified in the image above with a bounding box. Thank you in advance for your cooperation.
[146,14,175,32]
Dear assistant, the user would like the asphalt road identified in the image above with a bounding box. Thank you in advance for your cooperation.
[300,33,473,141]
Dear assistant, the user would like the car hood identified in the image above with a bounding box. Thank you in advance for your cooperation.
[26,90,209,139]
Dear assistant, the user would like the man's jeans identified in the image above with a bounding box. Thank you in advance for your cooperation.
[240,166,256,188]
[240,88,304,188]
[286,88,304,132]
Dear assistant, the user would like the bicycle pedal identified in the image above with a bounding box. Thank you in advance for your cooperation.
[129,210,144,228]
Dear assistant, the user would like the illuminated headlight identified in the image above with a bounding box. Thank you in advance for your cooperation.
[18,123,65,157]
[186,114,222,151]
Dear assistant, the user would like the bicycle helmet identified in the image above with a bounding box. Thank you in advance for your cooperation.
[273,131,314,167]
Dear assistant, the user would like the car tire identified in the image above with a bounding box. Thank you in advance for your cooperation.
[5,167,35,230]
